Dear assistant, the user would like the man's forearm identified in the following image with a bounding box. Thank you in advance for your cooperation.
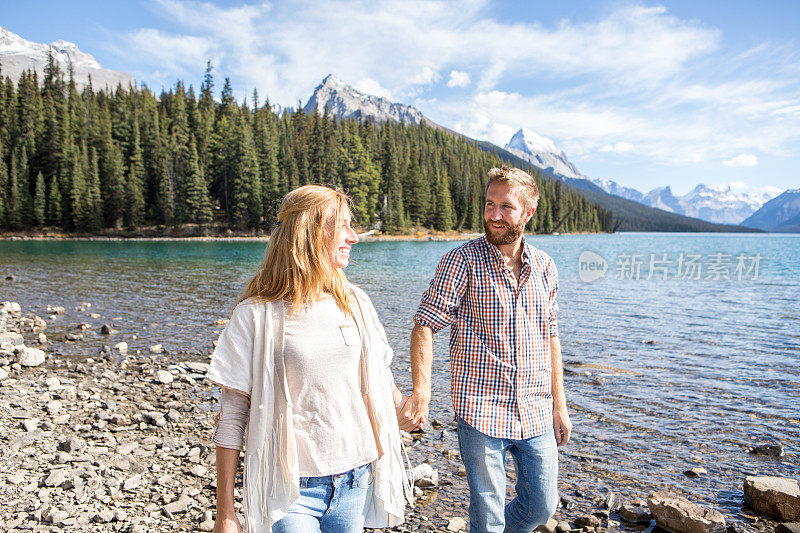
[550,336,566,408]
[410,323,433,400]
[215,446,241,517]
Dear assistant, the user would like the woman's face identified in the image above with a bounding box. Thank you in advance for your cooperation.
[325,205,359,269]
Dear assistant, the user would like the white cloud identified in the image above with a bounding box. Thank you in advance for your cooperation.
[599,142,634,153]
[723,153,758,167]
[354,78,392,99]
[447,70,470,88]
[111,0,800,173]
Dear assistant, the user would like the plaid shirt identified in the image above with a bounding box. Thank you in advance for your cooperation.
[414,236,559,439]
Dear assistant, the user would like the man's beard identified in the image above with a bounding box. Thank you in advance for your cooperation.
[483,217,525,246]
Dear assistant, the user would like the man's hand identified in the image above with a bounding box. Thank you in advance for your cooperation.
[553,406,572,446]
[397,391,429,432]
[213,513,242,533]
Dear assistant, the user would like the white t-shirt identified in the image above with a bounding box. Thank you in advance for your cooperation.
[283,297,378,476]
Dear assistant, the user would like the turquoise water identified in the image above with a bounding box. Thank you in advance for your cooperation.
[1,233,798,512]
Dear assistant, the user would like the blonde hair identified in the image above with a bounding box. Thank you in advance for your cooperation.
[487,166,540,210]
[239,185,353,316]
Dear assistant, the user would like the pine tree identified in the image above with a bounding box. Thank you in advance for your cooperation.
[404,149,430,226]
[87,148,103,231]
[184,136,213,224]
[231,114,262,228]
[33,172,46,226]
[339,127,380,225]
[433,171,454,231]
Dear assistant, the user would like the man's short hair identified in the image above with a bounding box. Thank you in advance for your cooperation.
[486,166,540,210]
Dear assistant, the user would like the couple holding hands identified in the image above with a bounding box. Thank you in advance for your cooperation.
[207,166,572,533]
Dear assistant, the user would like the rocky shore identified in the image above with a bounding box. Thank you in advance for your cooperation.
[1,300,798,532]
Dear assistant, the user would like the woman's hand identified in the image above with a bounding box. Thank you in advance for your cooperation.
[213,513,242,533]
[396,394,410,417]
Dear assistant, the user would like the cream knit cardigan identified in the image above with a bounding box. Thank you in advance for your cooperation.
[206,285,410,532]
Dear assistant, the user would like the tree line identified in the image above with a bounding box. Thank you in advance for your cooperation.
[0,57,613,234]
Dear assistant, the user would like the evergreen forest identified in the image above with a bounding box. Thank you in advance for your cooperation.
[0,58,613,234]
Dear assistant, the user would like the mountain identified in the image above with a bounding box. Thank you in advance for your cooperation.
[592,178,778,225]
[740,189,800,232]
[504,128,584,180]
[591,178,644,203]
[299,74,761,233]
[304,74,424,125]
[0,26,132,89]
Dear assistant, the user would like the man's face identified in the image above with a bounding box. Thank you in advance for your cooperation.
[483,181,533,247]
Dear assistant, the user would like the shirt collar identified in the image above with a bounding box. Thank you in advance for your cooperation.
[480,234,533,267]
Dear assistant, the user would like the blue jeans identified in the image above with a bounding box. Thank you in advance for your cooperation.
[457,417,558,533]
[272,463,372,533]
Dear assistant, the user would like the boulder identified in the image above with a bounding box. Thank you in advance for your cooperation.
[535,517,558,533]
[647,491,726,533]
[447,517,467,532]
[0,332,24,346]
[775,523,800,533]
[620,498,652,524]
[574,515,602,528]
[743,476,800,521]
[410,463,438,488]
[749,444,785,457]
[19,346,46,367]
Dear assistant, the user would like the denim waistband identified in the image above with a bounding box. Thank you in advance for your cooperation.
[299,463,371,488]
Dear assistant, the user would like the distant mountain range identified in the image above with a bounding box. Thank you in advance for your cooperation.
[499,126,778,226]
[0,26,132,89]
[302,75,766,233]
[741,189,800,232]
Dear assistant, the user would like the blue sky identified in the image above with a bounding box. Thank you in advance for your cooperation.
[3,0,799,196]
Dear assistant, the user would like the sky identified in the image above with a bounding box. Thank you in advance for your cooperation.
[3,0,799,196]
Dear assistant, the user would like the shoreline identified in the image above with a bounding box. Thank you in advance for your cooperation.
[0,301,791,532]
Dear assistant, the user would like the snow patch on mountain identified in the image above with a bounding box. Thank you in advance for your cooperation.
[0,26,132,89]
[303,74,424,124]
[592,177,780,224]
[503,128,584,180]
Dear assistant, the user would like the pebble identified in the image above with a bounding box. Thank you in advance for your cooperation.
[59,436,87,452]
[154,369,174,384]
[149,344,164,354]
[19,346,47,367]
[748,443,785,457]
[447,516,467,531]
[190,465,209,478]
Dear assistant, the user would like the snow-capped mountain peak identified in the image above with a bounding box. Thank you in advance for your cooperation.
[0,25,131,89]
[503,128,584,180]
[303,74,424,125]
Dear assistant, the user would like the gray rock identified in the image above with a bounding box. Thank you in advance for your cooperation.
[535,517,558,533]
[22,418,40,432]
[647,491,726,533]
[447,516,467,532]
[410,463,438,488]
[748,443,785,457]
[685,467,708,478]
[190,465,208,478]
[743,476,800,521]
[123,474,142,491]
[58,436,86,452]
[0,367,7,380]
[19,346,46,367]
[775,523,800,533]
[574,515,602,528]
[154,370,174,384]
[65,333,83,341]
[164,496,193,514]
[92,508,115,523]
[44,469,67,487]
[556,520,571,533]
[0,332,24,346]
[620,499,652,524]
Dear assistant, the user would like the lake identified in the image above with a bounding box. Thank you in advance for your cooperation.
[1,233,798,517]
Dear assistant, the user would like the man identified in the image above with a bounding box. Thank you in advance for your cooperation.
[398,166,571,533]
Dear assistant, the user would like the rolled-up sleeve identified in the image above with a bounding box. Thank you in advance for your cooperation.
[545,259,559,337]
[413,249,469,334]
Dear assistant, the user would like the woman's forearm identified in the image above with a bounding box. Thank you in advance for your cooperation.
[215,446,241,516]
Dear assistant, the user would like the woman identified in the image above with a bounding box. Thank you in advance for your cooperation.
[207,185,410,533]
